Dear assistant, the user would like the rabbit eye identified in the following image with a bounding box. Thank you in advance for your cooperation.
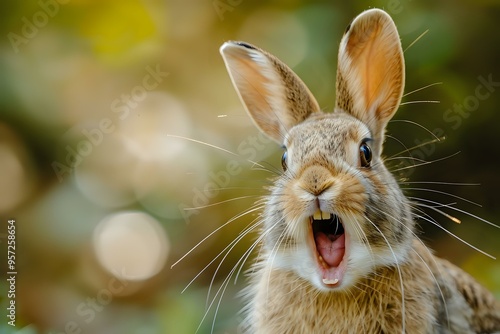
[359,142,372,168]
[281,151,288,171]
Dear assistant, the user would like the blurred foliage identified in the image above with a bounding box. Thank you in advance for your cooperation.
[0,0,499,333]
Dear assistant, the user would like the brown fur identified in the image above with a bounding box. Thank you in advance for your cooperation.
[249,241,436,333]
[220,8,500,334]
[243,240,500,333]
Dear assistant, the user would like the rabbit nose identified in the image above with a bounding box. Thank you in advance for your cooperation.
[299,165,334,196]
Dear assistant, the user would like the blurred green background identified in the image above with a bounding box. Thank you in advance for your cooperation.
[0,0,499,333]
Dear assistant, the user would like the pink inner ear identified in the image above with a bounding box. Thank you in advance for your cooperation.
[220,43,285,143]
[336,9,404,137]
[353,24,402,121]
[220,42,321,144]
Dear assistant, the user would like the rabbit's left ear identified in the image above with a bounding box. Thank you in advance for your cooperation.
[336,9,405,145]
[220,41,320,144]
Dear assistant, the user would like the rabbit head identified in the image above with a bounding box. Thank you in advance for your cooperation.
[220,8,414,291]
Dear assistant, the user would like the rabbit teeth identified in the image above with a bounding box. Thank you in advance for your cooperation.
[322,278,339,285]
[313,210,332,221]
[311,211,344,239]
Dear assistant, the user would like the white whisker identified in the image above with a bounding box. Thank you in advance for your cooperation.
[410,199,462,223]
[390,152,461,172]
[167,134,268,169]
[371,206,450,329]
[388,136,445,160]
[184,195,260,210]
[364,215,405,333]
[411,248,451,329]
[385,156,428,163]
[385,135,414,160]
[403,29,429,53]
[402,82,443,97]
[400,181,480,187]
[411,197,499,229]
[206,216,262,304]
[403,187,481,207]
[265,218,289,300]
[200,218,280,333]
[171,203,263,270]
[389,119,442,141]
[412,204,496,259]
[399,100,440,106]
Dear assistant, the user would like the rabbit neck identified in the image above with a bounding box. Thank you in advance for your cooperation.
[245,240,442,333]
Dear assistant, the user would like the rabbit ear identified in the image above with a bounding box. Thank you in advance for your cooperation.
[220,41,320,144]
[336,9,404,144]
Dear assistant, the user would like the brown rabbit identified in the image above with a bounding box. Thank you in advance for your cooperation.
[219,8,500,333]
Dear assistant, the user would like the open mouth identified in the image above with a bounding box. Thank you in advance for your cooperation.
[310,210,347,287]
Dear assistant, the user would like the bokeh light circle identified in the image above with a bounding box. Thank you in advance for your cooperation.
[92,211,169,281]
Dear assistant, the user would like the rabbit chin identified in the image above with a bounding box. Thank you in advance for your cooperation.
[270,227,410,292]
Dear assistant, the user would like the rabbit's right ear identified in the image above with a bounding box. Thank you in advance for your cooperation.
[336,9,405,150]
[220,42,320,144]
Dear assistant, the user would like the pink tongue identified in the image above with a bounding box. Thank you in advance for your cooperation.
[315,233,345,267]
